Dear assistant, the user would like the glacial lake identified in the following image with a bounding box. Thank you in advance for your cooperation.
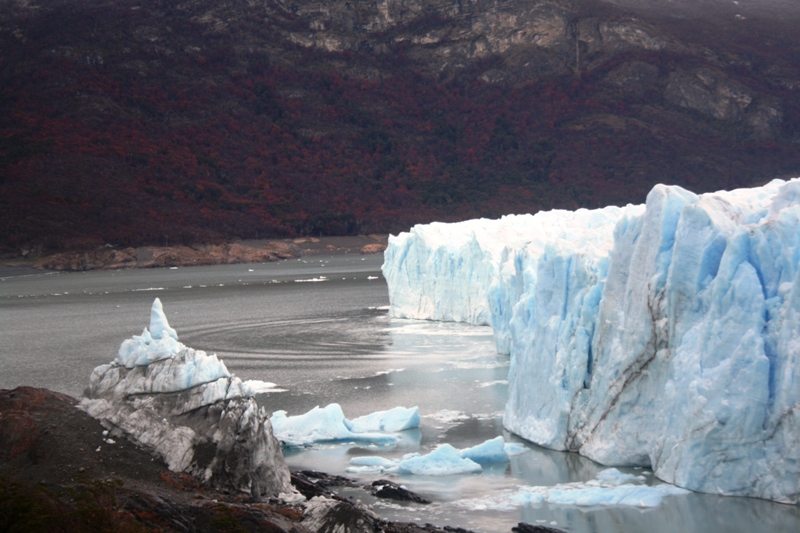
[2,254,799,532]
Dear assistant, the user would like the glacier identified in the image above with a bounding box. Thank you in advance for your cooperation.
[382,179,800,504]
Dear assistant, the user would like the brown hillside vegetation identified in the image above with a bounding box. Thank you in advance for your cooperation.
[1,0,799,254]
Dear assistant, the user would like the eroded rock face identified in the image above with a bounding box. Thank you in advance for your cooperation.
[664,68,753,121]
[279,0,674,75]
[470,3,571,54]
[80,299,294,501]
[604,60,660,94]
[597,20,668,51]
[747,102,784,139]
[663,67,785,137]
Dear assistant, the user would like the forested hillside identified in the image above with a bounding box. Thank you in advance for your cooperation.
[2,0,799,253]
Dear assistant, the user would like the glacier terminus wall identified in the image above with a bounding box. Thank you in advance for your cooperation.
[381,179,800,503]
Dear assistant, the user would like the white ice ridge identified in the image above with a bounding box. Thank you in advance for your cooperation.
[271,404,421,447]
[382,179,800,503]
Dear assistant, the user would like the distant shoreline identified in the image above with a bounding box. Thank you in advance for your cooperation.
[0,235,388,275]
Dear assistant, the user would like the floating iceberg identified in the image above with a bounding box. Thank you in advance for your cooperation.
[396,444,482,476]
[383,179,800,503]
[346,406,422,433]
[349,445,481,476]
[271,404,420,447]
[346,437,526,475]
[460,436,524,464]
[80,298,294,500]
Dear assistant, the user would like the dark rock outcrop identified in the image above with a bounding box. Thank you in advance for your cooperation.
[292,470,359,499]
[367,479,431,504]
[512,523,567,533]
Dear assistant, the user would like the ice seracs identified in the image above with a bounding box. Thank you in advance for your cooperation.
[382,179,800,504]
[80,298,294,501]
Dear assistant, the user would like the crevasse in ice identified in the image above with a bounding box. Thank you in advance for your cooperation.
[381,179,800,504]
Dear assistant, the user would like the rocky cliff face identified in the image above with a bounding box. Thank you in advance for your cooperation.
[80,299,295,501]
[279,0,668,72]
[264,0,791,139]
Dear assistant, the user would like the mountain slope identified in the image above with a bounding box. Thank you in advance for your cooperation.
[1,0,799,253]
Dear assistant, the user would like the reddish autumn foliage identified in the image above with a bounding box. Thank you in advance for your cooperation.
[2,0,799,253]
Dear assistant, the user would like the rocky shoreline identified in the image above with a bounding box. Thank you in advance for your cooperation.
[0,386,568,533]
[0,387,563,533]
[0,386,466,533]
[3,235,389,273]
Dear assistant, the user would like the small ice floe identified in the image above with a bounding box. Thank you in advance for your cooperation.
[478,380,508,388]
[375,368,405,376]
[349,445,481,476]
[346,436,528,476]
[271,403,420,448]
[244,380,287,394]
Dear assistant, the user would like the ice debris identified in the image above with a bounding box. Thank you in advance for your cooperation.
[346,436,527,476]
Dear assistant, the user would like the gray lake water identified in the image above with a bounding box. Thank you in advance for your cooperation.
[2,255,799,532]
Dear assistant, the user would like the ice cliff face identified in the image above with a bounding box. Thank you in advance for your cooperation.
[80,298,294,501]
[382,179,800,503]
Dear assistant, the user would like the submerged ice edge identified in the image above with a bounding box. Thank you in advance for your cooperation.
[382,179,800,504]
[452,468,690,511]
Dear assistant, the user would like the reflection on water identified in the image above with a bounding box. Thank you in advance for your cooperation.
[2,257,799,533]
